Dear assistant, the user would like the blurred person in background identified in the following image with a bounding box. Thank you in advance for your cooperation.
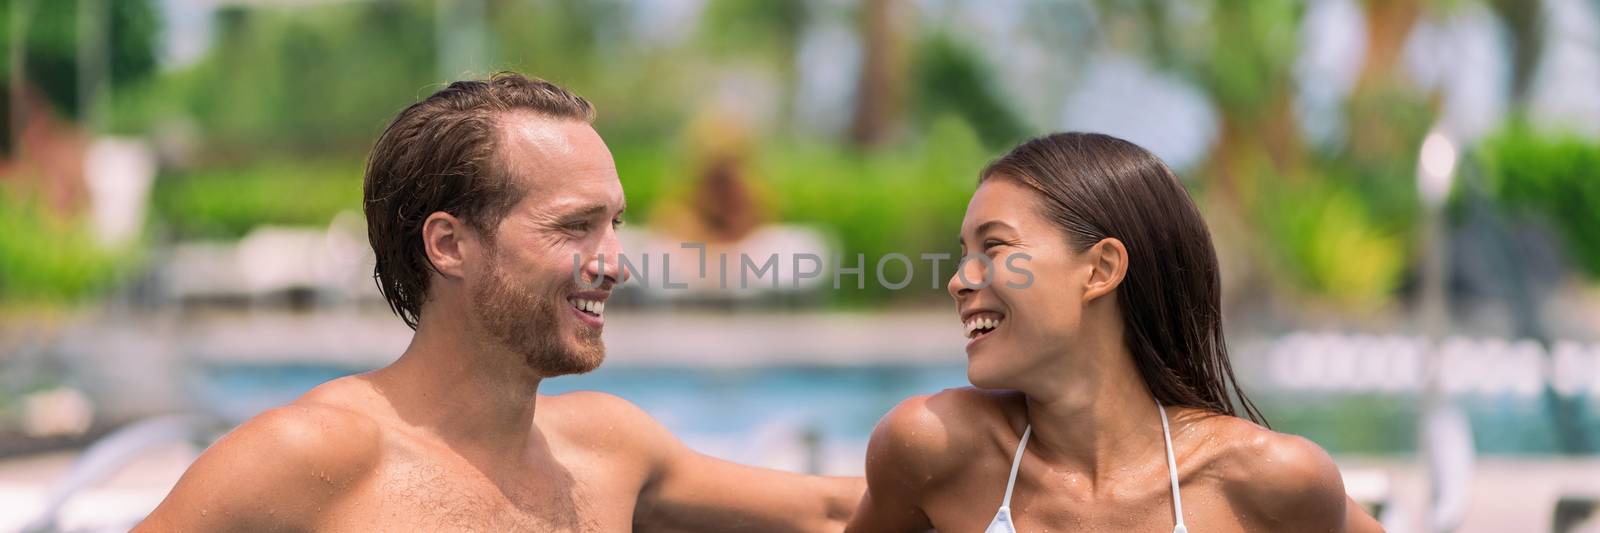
[654,113,769,246]
[845,133,1384,533]
[134,72,862,532]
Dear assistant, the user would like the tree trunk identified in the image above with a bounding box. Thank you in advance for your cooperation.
[848,0,907,148]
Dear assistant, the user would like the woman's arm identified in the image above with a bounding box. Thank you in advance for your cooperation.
[1345,495,1387,532]
[1228,432,1353,532]
[844,395,950,533]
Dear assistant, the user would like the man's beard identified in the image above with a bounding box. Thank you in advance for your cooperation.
[470,254,605,377]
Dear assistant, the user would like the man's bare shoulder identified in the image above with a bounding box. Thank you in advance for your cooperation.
[262,375,389,468]
[1197,414,1348,531]
[247,396,385,474]
[538,390,665,446]
[534,390,685,485]
[136,378,385,531]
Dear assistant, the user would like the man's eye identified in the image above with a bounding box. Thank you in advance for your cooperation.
[983,239,1006,249]
[562,221,590,232]
[612,217,625,229]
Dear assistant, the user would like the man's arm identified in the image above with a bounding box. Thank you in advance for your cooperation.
[635,447,864,533]
[573,393,863,533]
[134,404,378,531]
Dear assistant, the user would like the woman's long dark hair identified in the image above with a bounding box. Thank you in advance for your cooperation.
[982,132,1267,426]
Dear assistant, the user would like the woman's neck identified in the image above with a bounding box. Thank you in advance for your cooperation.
[1017,336,1168,489]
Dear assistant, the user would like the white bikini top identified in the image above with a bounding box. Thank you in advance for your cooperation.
[983,398,1187,533]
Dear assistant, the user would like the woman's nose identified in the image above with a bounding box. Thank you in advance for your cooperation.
[947,254,988,299]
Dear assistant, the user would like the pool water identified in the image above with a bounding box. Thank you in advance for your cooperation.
[192,363,1600,464]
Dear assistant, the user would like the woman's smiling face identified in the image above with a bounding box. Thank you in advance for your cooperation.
[948,176,1100,390]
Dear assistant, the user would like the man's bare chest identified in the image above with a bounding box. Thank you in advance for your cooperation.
[322,449,640,531]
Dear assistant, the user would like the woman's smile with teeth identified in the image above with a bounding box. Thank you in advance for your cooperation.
[963,313,1004,339]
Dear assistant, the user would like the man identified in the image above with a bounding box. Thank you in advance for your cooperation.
[137,73,864,531]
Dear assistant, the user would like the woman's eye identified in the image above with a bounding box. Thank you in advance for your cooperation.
[983,239,1005,249]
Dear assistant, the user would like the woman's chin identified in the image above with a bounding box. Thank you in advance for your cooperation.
[965,364,1012,390]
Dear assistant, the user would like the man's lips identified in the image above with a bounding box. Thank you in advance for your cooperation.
[567,291,609,327]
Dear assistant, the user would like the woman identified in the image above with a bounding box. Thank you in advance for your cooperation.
[845,133,1383,532]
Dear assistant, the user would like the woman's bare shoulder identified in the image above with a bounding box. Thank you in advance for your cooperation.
[1196,414,1349,531]
[865,388,1022,486]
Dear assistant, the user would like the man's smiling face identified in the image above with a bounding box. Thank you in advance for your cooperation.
[466,112,627,377]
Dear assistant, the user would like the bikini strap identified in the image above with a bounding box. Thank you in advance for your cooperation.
[1000,424,1032,509]
[1157,400,1187,532]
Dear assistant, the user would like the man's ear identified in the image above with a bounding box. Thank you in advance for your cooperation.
[422,211,472,280]
[1082,237,1128,303]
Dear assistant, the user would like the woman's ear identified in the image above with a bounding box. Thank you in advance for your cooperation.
[1081,237,1128,303]
[422,211,470,280]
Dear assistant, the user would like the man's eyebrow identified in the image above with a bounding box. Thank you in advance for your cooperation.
[553,202,625,219]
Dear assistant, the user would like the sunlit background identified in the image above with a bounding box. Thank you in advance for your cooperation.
[2,0,1599,531]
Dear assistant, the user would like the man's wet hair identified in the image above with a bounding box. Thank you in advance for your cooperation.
[363,72,595,329]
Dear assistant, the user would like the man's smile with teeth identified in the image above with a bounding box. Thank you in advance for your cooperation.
[570,297,605,316]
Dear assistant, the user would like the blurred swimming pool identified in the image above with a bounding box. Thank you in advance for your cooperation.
[190,362,1600,462]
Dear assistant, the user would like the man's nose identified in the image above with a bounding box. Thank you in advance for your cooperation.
[588,231,628,286]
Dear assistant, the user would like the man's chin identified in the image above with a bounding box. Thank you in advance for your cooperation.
[530,340,605,377]
[542,356,603,378]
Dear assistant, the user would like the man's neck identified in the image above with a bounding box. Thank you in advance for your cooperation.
[369,307,547,457]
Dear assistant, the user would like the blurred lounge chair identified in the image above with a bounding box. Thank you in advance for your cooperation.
[19,414,227,533]
[616,225,832,307]
[159,214,376,310]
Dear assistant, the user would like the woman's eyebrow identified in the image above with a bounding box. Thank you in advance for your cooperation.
[975,220,1016,236]
[958,220,1017,247]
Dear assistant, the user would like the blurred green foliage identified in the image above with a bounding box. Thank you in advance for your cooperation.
[1261,393,1417,454]
[1255,176,1409,310]
[697,0,807,61]
[761,115,986,304]
[0,188,134,306]
[152,159,364,239]
[1106,0,1304,120]
[1188,0,1305,120]
[159,3,435,157]
[1479,124,1600,278]
[582,114,986,306]
[8,0,1596,313]
[912,34,1029,150]
[0,0,160,151]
